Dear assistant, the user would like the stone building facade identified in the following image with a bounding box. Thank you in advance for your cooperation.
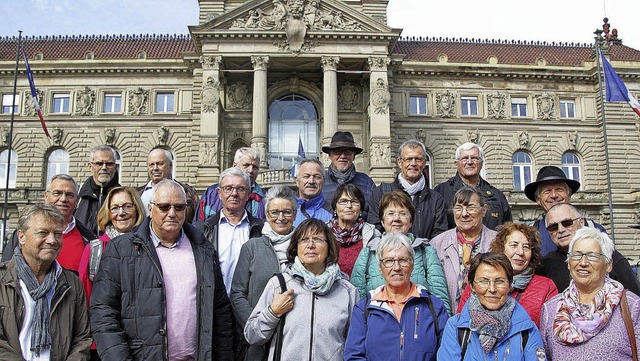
[1,0,640,260]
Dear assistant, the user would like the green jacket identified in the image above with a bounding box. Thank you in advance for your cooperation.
[350,235,451,314]
[0,259,91,361]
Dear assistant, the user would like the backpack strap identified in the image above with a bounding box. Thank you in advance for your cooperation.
[88,239,104,282]
[424,294,441,343]
[458,326,471,359]
[419,244,428,284]
[272,273,287,361]
[364,248,374,285]
[363,292,371,325]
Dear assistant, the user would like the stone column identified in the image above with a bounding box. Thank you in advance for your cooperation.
[321,56,340,157]
[197,55,222,186]
[367,56,394,182]
[251,55,270,168]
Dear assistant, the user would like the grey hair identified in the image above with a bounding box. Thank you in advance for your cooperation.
[397,140,427,159]
[567,227,614,263]
[234,147,260,164]
[297,158,325,177]
[149,179,186,203]
[150,147,173,162]
[545,203,581,225]
[376,232,416,265]
[18,203,64,233]
[455,142,485,161]
[46,174,78,193]
[89,145,117,163]
[534,181,572,201]
[219,167,251,188]
[264,185,298,213]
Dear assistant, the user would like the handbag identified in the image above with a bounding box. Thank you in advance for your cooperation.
[620,289,638,361]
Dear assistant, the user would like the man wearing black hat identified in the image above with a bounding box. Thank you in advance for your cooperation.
[321,131,376,215]
[524,165,606,255]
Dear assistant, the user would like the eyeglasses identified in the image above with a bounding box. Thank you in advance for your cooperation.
[457,156,482,163]
[337,199,361,207]
[91,161,116,168]
[569,251,605,262]
[453,205,481,215]
[267,209,295,218]
[383,211,411,219]
[332,149,355,156]
[546,216,581,233]
[150,202,187,212]
[110,203,136,214]
[381,257,413,268]
[47,190,77,199]
[299,237,327,246]
[399,157,425,164]
[474,279,509,290]
[220,185,249,195]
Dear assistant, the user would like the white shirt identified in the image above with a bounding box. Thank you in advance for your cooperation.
[217,211,250,295]
[140,180,154,216]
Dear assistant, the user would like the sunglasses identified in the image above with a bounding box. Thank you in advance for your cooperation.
[546,216,581,233]
[150,202,187,212]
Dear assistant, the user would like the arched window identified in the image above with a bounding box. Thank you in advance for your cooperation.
[424,151,433,188]
[562,151,581,185]
[268,94,319,169]
[0,149,18,188]
[114,150,122,184]
[512,151,533,191]
[46,149,70,186]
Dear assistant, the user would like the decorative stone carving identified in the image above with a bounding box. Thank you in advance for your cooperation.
[201,77,221,113]
[321,56,340,71]
[467,130,479,144]
[519,131,529,148]
[227,81,252,109]
[254,143,267,167]
[52,128,63,145]
[436,91,455,118]
[251,56,270,71]
[368,57,390,71]
[416,129,426,145]
[568,131,578,149]
[75,86,95,116]
[599,209,610,224]
[200,140,218,165]
[371,142,390,166]
[371,78,390,115]
[338,82,360,110]
[128,87,149,116]
[157,126,169,145]
[105,128,116,145]
[24,89,44,116]
[487,93,506,119]
[0,127,7,146]
[199,55,222,70]
[288,76,300,92]
[536,93,555,120]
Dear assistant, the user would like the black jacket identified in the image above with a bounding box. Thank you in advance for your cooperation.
[195,212,264,253]
[75,176,120,236]
[89,217,233,361]
[433,173,512,231]
[366,177,448,239]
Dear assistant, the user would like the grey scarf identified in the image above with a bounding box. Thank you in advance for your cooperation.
[13,247,58,356]
[328,164,356,185]
[262,222,293,271]
[398,174,425,197]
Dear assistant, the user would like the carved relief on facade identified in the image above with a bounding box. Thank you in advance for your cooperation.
[199,55,222,70]
[367,57,390,72]
[253,143,268,168]
[200,139,219,165]
[128,87,149,116]
[371,78,390,115]
[436,91,455,118]
[467,130,479,144]
[201,76,221,113]
[536,93,555,120]
[321,56,340,71]
[487,93,506,119]
[75,87,95,116]
[51,128,63,145]
[157,127,169,145]
[105,128,116,145]
[567,131,578,149]
[227,81,252,109]
[339,82,360,110]
[416,129,426,145]
[518,131,530,149]
[23,89,44,116]
[0,127,7,146]
[371,141,390,166]
[251,55,270,71]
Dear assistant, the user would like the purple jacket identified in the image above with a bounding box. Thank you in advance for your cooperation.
[540,288,640,360]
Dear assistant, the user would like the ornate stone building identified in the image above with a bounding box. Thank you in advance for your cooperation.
[1,0,640,260]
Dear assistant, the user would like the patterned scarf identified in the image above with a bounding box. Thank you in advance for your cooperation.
[512,266,534,291]
[468,293,516,354]
[553,277,623,345]
[397,173,425,197]
[13,248,59,356]
[456,231,481,302]
[104,224,124,240]
[290,257,342,295]
[262,222,293,271]
[328,164,356,185]
[327,216,365,246]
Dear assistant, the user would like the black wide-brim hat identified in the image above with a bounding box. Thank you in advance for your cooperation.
[321,131,363,154]
[524,165,581,202]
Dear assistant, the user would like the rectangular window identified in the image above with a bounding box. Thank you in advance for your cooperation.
[560,100,575,118]
[103,94,122,113]
[52,93,70,113]
[155,92,175,113]
[409,95,428,115]
[2,94,19,114]
[511,97,527,117]
[461,96,478,116]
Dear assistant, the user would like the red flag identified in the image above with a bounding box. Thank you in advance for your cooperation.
[21,46,50,138]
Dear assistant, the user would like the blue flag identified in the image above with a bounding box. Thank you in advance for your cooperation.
[601,53,640,116]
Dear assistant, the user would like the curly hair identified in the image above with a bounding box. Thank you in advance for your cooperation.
[491,222,543,271]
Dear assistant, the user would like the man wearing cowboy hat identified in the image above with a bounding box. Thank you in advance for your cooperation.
[321,131,376,215]
[524,165,606,255]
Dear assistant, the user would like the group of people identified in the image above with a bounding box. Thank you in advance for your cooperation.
[0,132,639,361]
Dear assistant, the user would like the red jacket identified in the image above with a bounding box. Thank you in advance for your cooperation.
[457,274,558,327]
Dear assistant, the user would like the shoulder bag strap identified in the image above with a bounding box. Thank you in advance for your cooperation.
[620,289,639,361]
[88,238,104,282]
[273,273,287,361]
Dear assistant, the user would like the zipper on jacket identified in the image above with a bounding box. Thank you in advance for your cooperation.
[399,330,404,360]
[308,294,316,361]
[414,306,419,339]
[140,242,169,361]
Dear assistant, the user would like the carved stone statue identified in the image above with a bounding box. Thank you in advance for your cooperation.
[201,76,221,113]
[128,87,149,116]
[105,128,116,145]
[338,82,360,110]
[467,130,479,144]
[519,131,529,148]
[568,131,578,149]
[75,87,95,116]
[487,93,506,119]
[536,93,555,120]
[0,127,8,146]
[436,91,455,118]
[52,128,63,145]
[157,127,169,145]
[227,81,252,109]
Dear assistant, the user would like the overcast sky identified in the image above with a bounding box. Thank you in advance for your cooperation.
[2,0,638,50]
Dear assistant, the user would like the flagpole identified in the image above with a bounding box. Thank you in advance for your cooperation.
[2,31,22,251]
[594,30,616,240]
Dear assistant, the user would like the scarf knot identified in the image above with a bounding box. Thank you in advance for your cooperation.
[468,293,516,354]
[327,216,365,246]
[289,257,342,295]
